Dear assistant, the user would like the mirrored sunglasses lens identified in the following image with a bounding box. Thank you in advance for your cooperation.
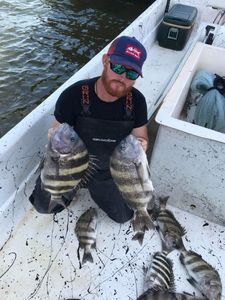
[126,70,139,80]
[110,63,126,75]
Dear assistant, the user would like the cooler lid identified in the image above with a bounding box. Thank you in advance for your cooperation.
[163,4,198,27]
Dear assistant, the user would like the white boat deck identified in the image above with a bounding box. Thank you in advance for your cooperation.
[1,190,224,300]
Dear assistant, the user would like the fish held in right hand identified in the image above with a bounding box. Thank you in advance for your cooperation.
[110,134,156,244]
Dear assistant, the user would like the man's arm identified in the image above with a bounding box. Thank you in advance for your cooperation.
[131,125,149,152]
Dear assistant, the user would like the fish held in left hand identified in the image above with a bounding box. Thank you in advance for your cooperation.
[110,134,156,244]
[31,123,96,213]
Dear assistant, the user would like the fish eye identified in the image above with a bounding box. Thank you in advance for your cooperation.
[173,241,177,247]
[120,144,126,151]
[70,137,76,142]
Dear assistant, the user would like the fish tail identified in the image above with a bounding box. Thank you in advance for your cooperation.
[48,196,67,213]
[132,231,145,245]
[159,196,170,208]
[82,250,93,264]
[132,211,154,232]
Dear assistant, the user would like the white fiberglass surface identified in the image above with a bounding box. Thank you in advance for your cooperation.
[0,189,224,300]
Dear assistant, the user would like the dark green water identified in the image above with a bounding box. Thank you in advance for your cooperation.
[0,0,153,137]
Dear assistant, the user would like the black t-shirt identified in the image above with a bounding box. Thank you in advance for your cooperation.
[54,77,148,128]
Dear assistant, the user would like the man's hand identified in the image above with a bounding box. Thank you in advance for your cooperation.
[137,137,148,152]
[48,120,61,139]
[48,127,55,139]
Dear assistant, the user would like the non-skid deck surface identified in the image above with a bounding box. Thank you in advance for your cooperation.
[0,189,224,300]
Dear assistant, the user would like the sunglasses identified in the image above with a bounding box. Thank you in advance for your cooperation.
[109,62,140,80]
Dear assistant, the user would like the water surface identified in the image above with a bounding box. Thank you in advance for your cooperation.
[0,0,152,137]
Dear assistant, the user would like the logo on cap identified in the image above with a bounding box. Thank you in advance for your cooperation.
[125,45,142,60]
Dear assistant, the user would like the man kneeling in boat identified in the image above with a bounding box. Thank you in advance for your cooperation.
[30,35,149,223]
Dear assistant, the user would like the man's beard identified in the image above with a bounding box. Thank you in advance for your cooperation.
[101,69,132,98]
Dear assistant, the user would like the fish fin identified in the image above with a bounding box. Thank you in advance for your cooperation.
[146,162,152,177]
[91,241,96,249]
[187,276,198,287]
[159,196,169,208]
[132,231,145,245]
[166,258,176,292]
[30,175,68,214]
[143,265,148,273]
[155,224,160,231]
[134,161,152,190]
[179,252,185,265]
[181,226,187,236]
[188,249,202,258]
[48,196,67,213]
[78,161,98,188]
[32,153,46,175]
[147,191,160,221]
[132,211,154,232]
[176,238,185,250]
[82,250,93,264]
[182,291,195,296]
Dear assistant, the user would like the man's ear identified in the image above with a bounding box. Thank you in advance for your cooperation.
[102,54,108,66]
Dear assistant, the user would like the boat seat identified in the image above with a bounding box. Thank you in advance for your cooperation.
[207,0,225,10]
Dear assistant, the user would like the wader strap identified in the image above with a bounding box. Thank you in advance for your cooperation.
[124,91,133,120]
[81,84,91,116]
[80,83,133,119]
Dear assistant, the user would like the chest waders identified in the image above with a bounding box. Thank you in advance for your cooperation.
[74,83,135,223]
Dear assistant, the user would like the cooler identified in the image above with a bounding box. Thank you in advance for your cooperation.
[157,4,198,51]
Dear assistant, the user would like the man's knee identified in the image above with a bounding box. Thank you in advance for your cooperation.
[108,209,133,224]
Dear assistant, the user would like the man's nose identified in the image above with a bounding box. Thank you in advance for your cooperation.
[118,72,126,81]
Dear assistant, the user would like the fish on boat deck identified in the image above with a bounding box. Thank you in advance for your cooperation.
[75,207,98,265]
[143,251,175,293]
[154,196,186,252]
[110,134,156,245]
[179,246,222,300]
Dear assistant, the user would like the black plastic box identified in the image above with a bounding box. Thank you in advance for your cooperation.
[157,4,198,50]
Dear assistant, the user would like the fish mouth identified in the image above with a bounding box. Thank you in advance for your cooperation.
[52,148,71,156]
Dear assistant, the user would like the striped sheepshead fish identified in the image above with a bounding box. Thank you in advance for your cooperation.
[137,289,208,300]
[41,123,92,212]
[75,207,98,264]
[143,251,175,293]
[155,197,186,252]
[179,248,222,300]
[110,134,155,245]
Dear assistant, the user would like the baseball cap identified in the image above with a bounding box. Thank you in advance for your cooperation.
[107,36,147,77]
